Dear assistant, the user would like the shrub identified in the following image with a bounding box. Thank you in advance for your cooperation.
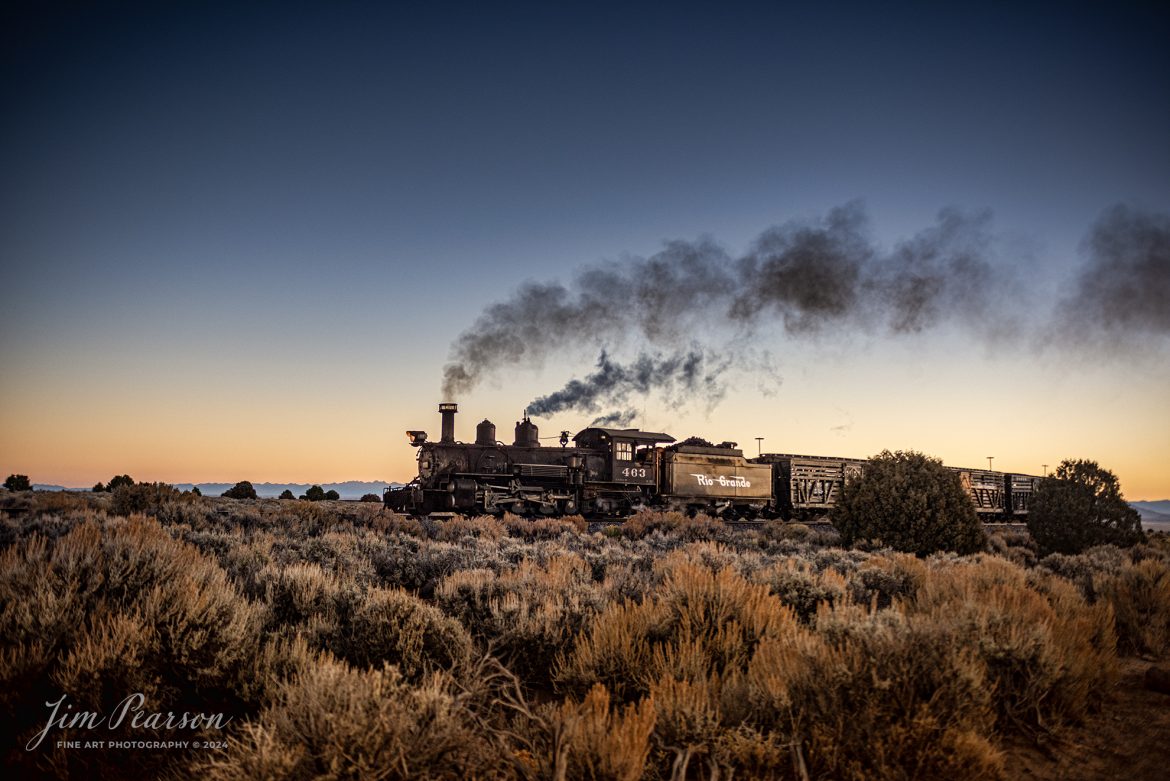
[988,529,1038,567]
[325,489,340,500]
[110,481,183,516]
[557,556,795,702]
[279,489,295,500]
[301,485,326,501]
[911,556,1118,731]
[755,559,848,621]
[1097,558,1170,657]
[847,552,927,609]
[0,518,262,778]
[833,450,986,555]
[436,514,506,542]
[1028,459,1145,554]
[106,474,134,491]
[30,490,94,516]
[360,493,381,502]
[437,556,605,686]
[368,512,427,537]
[222,480,258,499]
[757,604,1003,781]
[196,656,505,780]
[4,474,31,491]
[543,685,656,781]
[331,587,474,681]
[260,562,340,627]
[364,536,507,596]
[257,561,473,681]
[623,510,726,541]
[503,513,588,539]
[762,519,812,542]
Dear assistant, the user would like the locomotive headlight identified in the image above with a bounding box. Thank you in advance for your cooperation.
[406,430,428,446]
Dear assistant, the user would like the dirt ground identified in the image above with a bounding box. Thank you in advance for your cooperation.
[1002,658,1170,780]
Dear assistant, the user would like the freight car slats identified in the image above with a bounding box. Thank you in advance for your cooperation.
[951,468,1005,514]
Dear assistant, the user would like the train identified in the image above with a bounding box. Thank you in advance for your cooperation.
[383,403,1041,521]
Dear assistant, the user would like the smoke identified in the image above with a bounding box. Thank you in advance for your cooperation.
[729,202,872,331]
[1054,205,1170,341]
[730,202,1005,335]
[441,237,736,399]
[442,202,1009,403]
[525,349,729,420]
[441,201,1169,420]
[590,409,638,428]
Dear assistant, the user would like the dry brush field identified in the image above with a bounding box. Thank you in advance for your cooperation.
[1,490,1169,780]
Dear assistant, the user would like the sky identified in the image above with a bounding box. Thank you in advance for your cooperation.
[2,1,1168,498]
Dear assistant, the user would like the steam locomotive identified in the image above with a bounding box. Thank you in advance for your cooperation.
[383,403,1040,521]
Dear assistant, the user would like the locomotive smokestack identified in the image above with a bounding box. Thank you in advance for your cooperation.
[439,402,457,443]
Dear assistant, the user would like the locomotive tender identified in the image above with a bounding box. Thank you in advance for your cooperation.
[384,403,1039,521]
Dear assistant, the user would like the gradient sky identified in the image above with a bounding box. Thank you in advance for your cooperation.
[2,1,1168,498]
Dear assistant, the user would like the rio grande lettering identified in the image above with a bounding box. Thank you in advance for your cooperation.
[690,474,751,488]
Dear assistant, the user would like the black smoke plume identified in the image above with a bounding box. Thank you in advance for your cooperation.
[589,409,638,428]
[441,236,737,399]
[1055,205,1170,341]
[441,201,1009,411]
[525,349,729,420]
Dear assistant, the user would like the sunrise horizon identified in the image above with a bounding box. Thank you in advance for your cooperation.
[2,2,1167,504]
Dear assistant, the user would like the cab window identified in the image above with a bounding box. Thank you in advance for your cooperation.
[615,441,633,461]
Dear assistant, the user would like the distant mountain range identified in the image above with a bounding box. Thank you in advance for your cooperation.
[24,486,1170,523]
[1131,500,1170,529]
[32,481,402,500]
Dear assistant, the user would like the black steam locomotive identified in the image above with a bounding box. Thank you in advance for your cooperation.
[383,403,1040,521]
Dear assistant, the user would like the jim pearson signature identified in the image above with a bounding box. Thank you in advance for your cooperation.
[27,694,232,751]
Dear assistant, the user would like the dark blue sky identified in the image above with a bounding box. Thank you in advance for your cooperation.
[2,1,1168,492]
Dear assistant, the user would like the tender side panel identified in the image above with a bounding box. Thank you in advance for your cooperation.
[663,453,772,500]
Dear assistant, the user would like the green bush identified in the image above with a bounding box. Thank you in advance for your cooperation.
[111,481,183,516]
[279,489,295,500]
[833,450,986,555]
[1028,459,1145,555]
[4,474,31,491]
[222,480,258,499]
[301,485,326,501]
[106,474,134,491]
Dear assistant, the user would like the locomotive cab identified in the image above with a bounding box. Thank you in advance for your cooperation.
[572,427,675,484]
